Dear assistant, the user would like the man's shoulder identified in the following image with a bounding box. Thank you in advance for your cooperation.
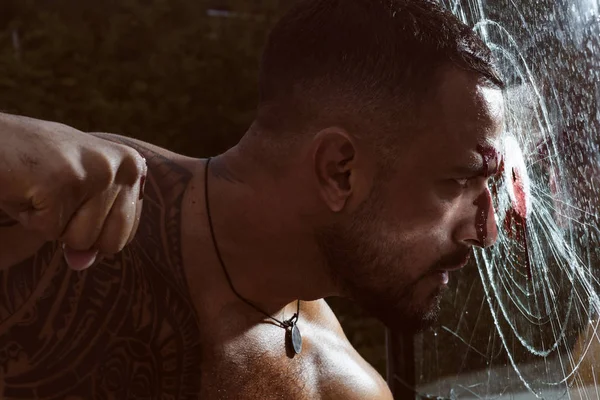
[302,298,347,335]
[298,299,394,399]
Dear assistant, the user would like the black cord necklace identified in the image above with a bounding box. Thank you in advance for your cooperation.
[204,157,303,355]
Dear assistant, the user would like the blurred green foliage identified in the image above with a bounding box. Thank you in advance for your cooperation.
[0,0,387,376]
[0,0,276,154]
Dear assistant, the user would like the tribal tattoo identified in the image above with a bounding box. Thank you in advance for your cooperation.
[0,137,202,399]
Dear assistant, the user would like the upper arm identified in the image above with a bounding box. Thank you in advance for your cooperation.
[89,132,195,169]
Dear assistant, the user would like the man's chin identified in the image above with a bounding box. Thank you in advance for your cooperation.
[378,289,446,334]
[383,307,440,334]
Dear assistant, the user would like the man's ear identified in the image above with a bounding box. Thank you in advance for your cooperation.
[312,128,358,213]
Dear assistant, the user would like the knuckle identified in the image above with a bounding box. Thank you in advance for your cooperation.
[54,161,90,209]
[93,155,116,188]
[115,146,145,186]
[83,148,116,188]
[55,156,85,184]
[79,143,118,187]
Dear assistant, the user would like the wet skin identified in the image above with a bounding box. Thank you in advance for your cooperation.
[0,67,504,399]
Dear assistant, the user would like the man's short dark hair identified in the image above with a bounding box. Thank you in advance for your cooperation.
[256,0,504,143]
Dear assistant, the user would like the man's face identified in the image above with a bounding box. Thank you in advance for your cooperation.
[318,68,505,332]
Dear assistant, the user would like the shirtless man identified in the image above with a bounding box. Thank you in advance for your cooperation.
[0,0,505,398]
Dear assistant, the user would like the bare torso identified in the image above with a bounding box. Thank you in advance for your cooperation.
[197,300,390,399]
[0,135,392,399]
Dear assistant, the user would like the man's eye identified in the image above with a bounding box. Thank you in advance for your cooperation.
[455,178,470,187]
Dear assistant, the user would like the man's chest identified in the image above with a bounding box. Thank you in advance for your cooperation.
[199,318,392,400]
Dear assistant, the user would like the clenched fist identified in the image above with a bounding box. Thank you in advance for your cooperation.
[0,113,147,270]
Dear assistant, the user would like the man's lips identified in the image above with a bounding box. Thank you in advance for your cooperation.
[436,250,472,273]
[447,252,471,271]
[422,249,472,285]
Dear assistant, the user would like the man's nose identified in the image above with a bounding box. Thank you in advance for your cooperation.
[455,188,499,248]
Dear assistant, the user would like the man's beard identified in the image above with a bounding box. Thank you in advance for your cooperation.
[316,213,448,334]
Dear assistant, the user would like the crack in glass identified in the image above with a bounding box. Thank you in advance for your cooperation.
[391,1,600,398]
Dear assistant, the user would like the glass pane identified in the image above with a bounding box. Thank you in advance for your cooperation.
[390,1,600,398]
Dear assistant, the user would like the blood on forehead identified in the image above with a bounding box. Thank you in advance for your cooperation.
[476,144,501,178]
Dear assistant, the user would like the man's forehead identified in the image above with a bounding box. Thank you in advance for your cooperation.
[395,74,505,176]
[415,69,504,147]
[479,85,505,125]
[436,68,504,117]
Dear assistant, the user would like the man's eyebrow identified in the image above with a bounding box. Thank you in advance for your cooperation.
[452,151,500,177]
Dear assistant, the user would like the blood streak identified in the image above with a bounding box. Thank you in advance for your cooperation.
[511,168,527,218]
[473,145,500,245]
[474,141,532,280]
[503,165,532,280]
[498,136,534,279]
[490,157,504,199]
[477,144,499,177]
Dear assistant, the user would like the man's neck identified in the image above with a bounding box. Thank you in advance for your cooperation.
[204,148,337,316]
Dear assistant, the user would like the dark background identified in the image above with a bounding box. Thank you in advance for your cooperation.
[0,0,388,376]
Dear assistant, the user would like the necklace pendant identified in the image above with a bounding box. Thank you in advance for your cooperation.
[290,323,303,355]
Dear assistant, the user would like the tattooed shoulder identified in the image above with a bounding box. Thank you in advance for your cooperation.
[0,137,203,399]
